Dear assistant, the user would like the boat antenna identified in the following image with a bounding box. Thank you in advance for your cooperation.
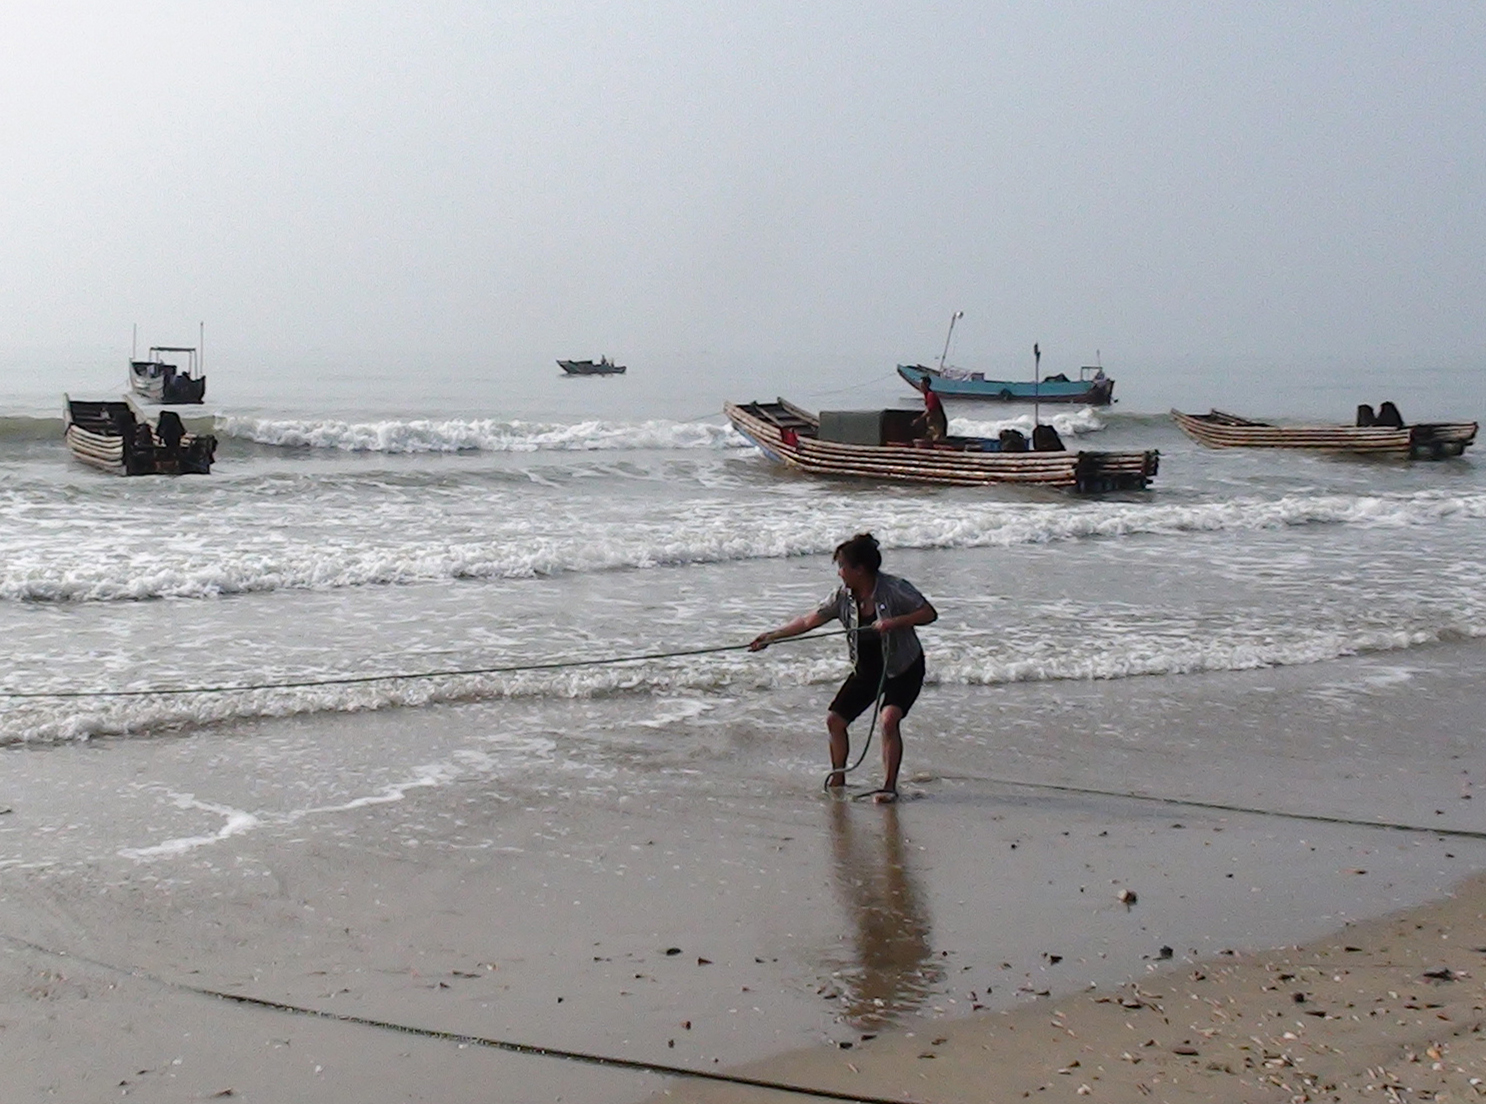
[132,324,137,360]
[199,321,205,377]
[1033,342,1041,430]
[939,310,963,373]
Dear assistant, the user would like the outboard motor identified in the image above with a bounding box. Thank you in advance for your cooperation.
[126,423,155,475]
[1032,424,1065,451]
[157,410,186,454]
[1377,401,1404,428]
[1356,404,1376,427]
[999,428,1028,452]
[175,434,216,474]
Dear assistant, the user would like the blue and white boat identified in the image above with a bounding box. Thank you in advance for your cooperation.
[896,362,1115,405]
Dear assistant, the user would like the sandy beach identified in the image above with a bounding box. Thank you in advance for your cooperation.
[663,872,1486,1104]
[2,642,1484,1103]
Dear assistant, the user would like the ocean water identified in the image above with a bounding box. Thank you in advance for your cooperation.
[1,351,1483,843]
[3,352,1485,1084]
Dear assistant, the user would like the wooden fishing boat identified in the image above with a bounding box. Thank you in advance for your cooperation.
[725,399,1157,491]
[897,363,1114,405]
[1171,408,1477,460]
[64,396,217,475]
[558,356,626,376]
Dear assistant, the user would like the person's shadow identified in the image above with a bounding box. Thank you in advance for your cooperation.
[826,799,939,1030]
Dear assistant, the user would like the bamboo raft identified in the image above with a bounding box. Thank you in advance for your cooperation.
[725,399,1158,491]
[1171,409,1477,459]
[64,396,217,475]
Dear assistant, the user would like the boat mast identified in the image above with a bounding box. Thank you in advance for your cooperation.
[132,324,137,360]
[199,321,205,378]
[1033,343,1041,430]
[938,311,963,373]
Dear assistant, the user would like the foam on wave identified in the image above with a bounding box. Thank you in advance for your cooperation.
[949,406,1105,439]
[220,415,741,453]
[4,488,1483,603]
[6,615,1483,746]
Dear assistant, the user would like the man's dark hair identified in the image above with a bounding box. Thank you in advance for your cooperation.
[833,532,882,573]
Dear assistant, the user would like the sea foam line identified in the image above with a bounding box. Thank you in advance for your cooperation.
[219,415,741,453]
[950,406,1105,439]
[3,488,1485,603]
[6,616,1484,745]
[215,408,1103,453]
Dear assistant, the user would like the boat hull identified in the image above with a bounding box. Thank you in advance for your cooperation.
[1171,409,1477,460]
[558,359,626,375]
[897,364,1113,404]
[64,397,217,475]
[726,399,1156,491]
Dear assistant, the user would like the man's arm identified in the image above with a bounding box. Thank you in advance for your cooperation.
[749,608,831,651]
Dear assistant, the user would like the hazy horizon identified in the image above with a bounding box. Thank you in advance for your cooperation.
[4,2,1483,383]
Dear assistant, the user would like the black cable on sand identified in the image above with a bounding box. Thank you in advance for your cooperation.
[1,935,923,1104]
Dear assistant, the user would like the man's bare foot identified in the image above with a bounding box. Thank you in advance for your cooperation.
[825,771,846,790]
[871,788,897,804]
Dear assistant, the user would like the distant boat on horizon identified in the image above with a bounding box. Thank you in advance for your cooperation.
[558,356,626,376]
[128,324,207,404]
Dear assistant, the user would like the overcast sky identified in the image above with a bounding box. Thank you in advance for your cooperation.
[3,1,1482,373]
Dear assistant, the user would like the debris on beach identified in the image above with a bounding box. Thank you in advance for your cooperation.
[1117,888,1138,908]
[1421,967,1460,982]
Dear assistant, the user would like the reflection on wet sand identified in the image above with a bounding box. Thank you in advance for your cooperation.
[825,799,940,1030]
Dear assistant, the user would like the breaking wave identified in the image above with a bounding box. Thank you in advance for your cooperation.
[214,407,1104,454]
[220,415,741,453]
[2,487,1484,603]
[5,615,1484,745]
[949,406,1106,439]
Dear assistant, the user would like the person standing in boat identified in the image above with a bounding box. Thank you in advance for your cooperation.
[749,533,937,803]
[912,376,948,442]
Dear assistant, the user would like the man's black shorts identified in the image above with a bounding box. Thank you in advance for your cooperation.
[828,652,925,724]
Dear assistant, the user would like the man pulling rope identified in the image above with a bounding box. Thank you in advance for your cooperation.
[750,533,937,803]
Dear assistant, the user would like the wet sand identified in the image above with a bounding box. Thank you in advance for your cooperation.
[1,644,1483,1102]
[658,872,1486,1103]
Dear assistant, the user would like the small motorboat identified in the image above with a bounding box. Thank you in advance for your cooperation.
[558,356,626,376]
[897,363,1114,404]
[128,325,207,404]
[898,314,1114,403]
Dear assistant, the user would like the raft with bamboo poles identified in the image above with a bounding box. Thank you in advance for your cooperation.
[64,395,217,475]
[1171,408,1477,459]
[724,398,1158,492]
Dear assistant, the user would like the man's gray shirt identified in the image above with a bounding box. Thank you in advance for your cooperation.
[815,572,929,676]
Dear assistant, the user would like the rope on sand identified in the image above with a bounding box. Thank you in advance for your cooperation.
[0,631,852,700]
[1,934,924,1104]
[945,773,1486,842]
